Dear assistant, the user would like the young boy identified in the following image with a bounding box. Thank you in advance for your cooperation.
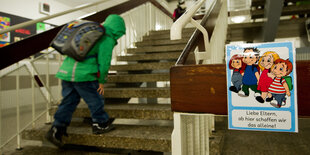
[239,48,261,97]
[45,14,126,147]
[267,59,293,108]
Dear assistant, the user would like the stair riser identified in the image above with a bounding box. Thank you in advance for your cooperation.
[104,89,170,98]
[135,39,188,47]
[127,45,185,53]
[108,74,170,83]
[148,28,195,35]
[143,33,192,40]
[110,62,175,71]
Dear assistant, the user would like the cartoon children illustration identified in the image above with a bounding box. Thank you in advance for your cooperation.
[255,51,280,103]
[267,59,293,108]
[229,54,245,93]
[239,48,261,97]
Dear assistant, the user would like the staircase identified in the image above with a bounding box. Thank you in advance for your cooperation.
[20,28,195,154]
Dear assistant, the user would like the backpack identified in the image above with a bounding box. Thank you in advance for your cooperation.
[51,20,105,61]
[280,76,293,91]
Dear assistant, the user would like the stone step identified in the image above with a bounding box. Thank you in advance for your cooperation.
[50,103,173,120]
[148,28,195,35]
[108,73,169,82]
[251,4,310,19]
[143,32,192,40]
[22,125,173,152]
[135,38,188,47]
[6,146,118,155]
[110,62,175,71]
[104,87,170,98]
[118,52,181,61]
[227,18,307,42]
[251,0,299,7]
[127,44,185,54]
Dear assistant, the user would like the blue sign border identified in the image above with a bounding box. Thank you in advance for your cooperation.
[226,42,297,132]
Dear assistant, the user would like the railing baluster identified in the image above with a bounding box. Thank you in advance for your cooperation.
[31,56,36,128]
[16,63,21,150]
[46,51,51,123]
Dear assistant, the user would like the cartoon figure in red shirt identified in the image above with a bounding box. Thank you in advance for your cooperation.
[256,51,280,103]
[267,59,293,108]
[229,54,246,93]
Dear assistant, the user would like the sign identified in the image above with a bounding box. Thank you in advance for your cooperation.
[0,16,10,42]
[226,42,298,132]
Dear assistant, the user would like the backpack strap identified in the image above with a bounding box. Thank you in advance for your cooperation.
[85,54,98,60]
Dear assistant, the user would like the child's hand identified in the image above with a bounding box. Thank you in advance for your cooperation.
[97,83,105,95]
[286,91,291,96]
[267,72,275,79]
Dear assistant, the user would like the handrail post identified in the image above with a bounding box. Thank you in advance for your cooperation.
[31,56,36,128]
[170,0,207,40]
[190,18,211,62]
[46,52,52,123]
[16,63,21,150]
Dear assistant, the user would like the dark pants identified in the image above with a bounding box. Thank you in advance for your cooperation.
[242,84,260,96]
[271,93,286,105]
[53,80,109,127]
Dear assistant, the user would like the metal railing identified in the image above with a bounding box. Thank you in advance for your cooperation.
[170,0,227,154]
[171,0,227,65]
[0,50,60,150]
[0,1,172,152]
[0,0,110,35]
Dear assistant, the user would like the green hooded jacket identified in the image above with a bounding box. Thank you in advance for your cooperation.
[56,14,126,84]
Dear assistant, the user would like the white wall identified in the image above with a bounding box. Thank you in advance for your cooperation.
[0,0,127,26]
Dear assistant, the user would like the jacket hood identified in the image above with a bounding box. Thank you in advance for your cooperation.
[103,14,126,40]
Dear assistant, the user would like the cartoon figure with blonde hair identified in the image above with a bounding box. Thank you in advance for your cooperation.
[267,59,293,108]
[255,51,280,103]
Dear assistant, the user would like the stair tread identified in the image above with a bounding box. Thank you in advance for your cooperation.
[251,4,310,19]
[108,73,169,82]
[8,145,169,155]
[135,38,188,46]
[227,18,307,41]
[104,87,170,98]
[56,103,171,111]
[110,62,175,71]
[117,52,180,61]
[127,45,185,53]
[6,146,114,155]
[148,28,195,35]
[143,33,192,40]
[23,125,172,152]
[105,87,169,90]
[50,103,173,120]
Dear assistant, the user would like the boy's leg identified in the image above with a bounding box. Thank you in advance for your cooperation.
[75,81,114,134]
[241,85,250,96]
[47,80,80,147]
[250,85,260,94]
[53,80,81,127]
[74,81,109,123]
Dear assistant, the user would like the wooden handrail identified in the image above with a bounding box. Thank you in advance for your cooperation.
[170,60,310,117]
[0,0,172,70]
[175,0,221,65]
